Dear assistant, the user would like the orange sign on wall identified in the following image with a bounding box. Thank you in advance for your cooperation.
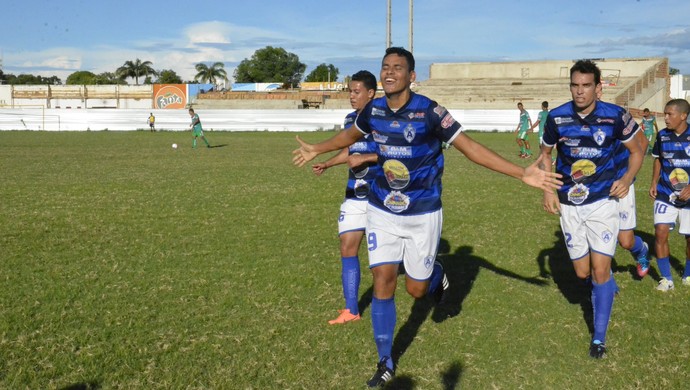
[153,84,187,109]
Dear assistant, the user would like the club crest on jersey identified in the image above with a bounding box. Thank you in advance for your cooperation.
[384,191,410,213]
[404,124,416,143]
[424,256,434,269]
[685,145,690,156]
[593,129,606,145]
[620,211,629,222]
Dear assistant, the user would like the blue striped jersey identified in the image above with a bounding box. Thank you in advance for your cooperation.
[343,111,379,200]
[543,101,638,206]
[651,128,690,208]
[355,92,463,215]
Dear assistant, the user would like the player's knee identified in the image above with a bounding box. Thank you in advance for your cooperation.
[405,283,427,299]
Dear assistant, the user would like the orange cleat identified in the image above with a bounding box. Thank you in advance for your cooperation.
[328,309,361,325]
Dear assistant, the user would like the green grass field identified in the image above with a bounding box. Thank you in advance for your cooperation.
[1,130,689,389]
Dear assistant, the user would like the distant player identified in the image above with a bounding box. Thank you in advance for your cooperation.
[514,102,533,158]
[148,113,156,132]
[640,108,659,154]
[294,47,562,387]
[310,70,379,325]
[540,59,644,359]
[188,108,211,148]
[531,101,554,165]
[649,98,690,291]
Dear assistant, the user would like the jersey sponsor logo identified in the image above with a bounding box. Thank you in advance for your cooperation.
[622,116,636,136]
[404,124,416,143]
[671,159,690,168]
[408,112,425,120]
[383,160,410,189]
[663,152,675,159]
[563,138,580,146]
[567,183,589,205]
[349,142,369,152]
[661,136,671,141]
[344,116,355,126]
[622,112,632,123]
[601,230,614,243]
[372,107,386,117]
[670,168,690,190]
[372,131,389,143]
[433,105,447,118]
[349,153,371,179]
[570,147,603,158]
[383,190,410,213]
[390,121,401,128]
[596,118,615,124]
[441,113,456,129]
[571,159,597,183]
[593,129,606,146]
[379,145,413,157]
[555,117,574,124]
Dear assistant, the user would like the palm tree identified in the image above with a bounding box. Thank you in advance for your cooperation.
[116,59,156,85]
[194,62,228,89]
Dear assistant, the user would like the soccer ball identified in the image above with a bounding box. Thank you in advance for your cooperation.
[172,143,178,149]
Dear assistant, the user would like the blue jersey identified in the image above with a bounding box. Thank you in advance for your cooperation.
[651,128,690,208]
[543,101,639,206]
[355,93,463,215]
[343,111,379,200]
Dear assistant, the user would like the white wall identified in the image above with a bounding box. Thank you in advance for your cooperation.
[0,108,527,132]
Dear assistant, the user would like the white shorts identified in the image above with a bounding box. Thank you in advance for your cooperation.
[560,198,619,260]
[653,200,690,235]
[618,183,637,231]
[366,205,442,281]
[338,199,368,235]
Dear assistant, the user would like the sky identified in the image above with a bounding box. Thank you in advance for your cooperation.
[1,0,689,85]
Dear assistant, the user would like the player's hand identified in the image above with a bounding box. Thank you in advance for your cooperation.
[347,154,367,169]
[522,154,563,192]
[609,178,631,198]
[543,190,561,215]
[649,186,658,199]
[292,136,319,167]
[312,163,327,176]
[678,186,690,202]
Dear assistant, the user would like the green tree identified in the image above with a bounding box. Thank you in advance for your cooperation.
[116,58,156,85]
[194,62,227,87]
[156,69,183,84]
[305,63,339,83]
[233,46,306,87]
[670,67,680,76]
[3,73,61,85]
[66,71,99,85]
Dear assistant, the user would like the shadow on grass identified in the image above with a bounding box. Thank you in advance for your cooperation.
[536,230,593,336]
[208,144,229,148]
[59,382,101,390]
[391,239,545,380]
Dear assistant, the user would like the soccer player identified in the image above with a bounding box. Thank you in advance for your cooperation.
[615,131,651,278]
[649,98,690,291]
[310,70,379,325]
[188,108,211,148]
[148,113,156,132]
[531,101,549,145]
[539,59,644,359]
[515,102,533,158]
[640,108,659,154]
[293,47,562,387]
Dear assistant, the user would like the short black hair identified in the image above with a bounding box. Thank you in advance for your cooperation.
[384,47,415,72]
[570,59,601,85]
[542,101,549,108]
[666,98,690,115]
[351,70,378,92]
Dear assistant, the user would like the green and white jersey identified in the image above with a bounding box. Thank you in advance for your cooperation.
[519,110,531,132]
[537,110,549,137]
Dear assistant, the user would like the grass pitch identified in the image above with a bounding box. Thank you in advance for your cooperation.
[1,130,689,389]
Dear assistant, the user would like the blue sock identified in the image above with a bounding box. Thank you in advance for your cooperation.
[592,277,616,344]
[629,236,645,257]
[371,296,396,370]
[341,256,360,315]
[657,257,673,279]
[426,261,443,296]
[684,259,690,278]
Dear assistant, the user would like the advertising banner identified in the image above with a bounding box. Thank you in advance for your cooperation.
[153,84,187,109]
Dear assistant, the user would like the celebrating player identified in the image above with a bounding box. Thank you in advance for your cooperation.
[310,70,379,325]
[293,47,562,387]
[540,59,644,359]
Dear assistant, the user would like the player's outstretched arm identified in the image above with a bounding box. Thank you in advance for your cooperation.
[453,133,562,191]
[347,153,378,170]
[312,148,349,176]
[292,127,363,167]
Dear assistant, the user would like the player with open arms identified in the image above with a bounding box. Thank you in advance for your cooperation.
[539,59,644,359]
[648,98,690,291]
[294,47,562,387]
[310,70,379,325]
